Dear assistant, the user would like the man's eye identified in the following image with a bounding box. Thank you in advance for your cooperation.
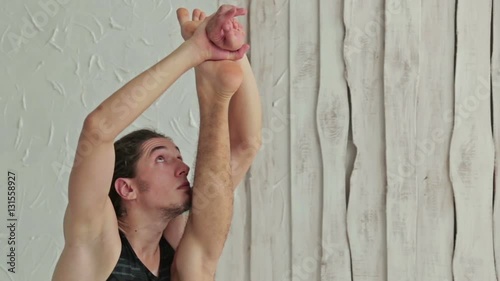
[156,156,165,162]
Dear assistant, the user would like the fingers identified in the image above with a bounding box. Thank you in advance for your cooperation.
[200,11,207,21]
[234,8,247,17]
[223,21,232,32]
[213,6,246,33]
[176,8,190,25]
[217,5,246,16]
[215,7,236,27]
[227,44,250,60]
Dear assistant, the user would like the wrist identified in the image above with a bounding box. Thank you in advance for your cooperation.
[182,40,208,66]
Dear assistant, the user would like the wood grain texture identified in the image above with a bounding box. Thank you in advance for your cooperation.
[248,0,292,280]
[383,0,420,280]
[415,1,456,281]
[494,0,500,278]
[450,0,496,280]
[317,0,351,280]
[343,0,387,280]
[290,0,322,280]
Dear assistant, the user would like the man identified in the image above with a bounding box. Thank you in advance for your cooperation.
[52,5,262,281]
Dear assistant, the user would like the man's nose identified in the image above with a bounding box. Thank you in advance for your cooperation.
[176,162,190,176]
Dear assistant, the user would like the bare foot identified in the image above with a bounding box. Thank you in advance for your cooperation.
[196,61,243,99]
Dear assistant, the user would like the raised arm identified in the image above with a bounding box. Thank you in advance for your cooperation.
[227,55,262,187]
[63,41,200,243]
[62,19,248,243]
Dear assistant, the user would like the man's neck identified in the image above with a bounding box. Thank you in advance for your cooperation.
[118,214,171,257]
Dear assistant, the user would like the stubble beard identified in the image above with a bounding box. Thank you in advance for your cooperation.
[137,178,193,219]
[161,200,191,220]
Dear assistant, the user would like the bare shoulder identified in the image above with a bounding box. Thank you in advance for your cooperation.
[52,199,122,281]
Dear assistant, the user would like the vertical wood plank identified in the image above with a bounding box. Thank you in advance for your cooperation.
[343,0,387,280]
[317,0,351,279]
[248,0,292,280]
[215,1,250,280]
[450,0,496,280]
[415,1,456,280]
[493,0,500,278]
[383,0,420,280]
[290,0,322,280]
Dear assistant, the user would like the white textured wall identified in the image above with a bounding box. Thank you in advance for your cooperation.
[0,0,247,280]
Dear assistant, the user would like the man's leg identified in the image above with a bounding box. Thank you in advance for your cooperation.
[188,8,262,188]
[171,52,244,281]
[165,7,262,249]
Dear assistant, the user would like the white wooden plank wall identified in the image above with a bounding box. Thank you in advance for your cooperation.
[317,0,351,279]
[383,0,420,280]
[211,1,500,281]
[344,0,387,280]
[248,0,292,281]
[415,1,455,281]
[494,0,500,278]
[449,0,496,280]
[289,0,323,281]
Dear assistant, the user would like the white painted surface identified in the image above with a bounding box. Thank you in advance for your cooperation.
[344,0,386,280]
[248,0,291,281]
[415,1,455,281]
[450,0,496,280]
[494,0,500,278]
[289,0,323,281]
[1,1,499,281]
[383,1,420,280]
[317,0,351,280]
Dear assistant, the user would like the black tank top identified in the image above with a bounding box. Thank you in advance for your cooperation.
[106,230,175,281]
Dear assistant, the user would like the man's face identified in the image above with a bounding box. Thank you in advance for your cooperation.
[132,137,192,217]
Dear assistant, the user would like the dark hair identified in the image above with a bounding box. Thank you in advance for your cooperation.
[109,128,171,218]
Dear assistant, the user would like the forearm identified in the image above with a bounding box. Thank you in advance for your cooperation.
[85,41,202,141]
[229,56,262,147]
[228,56,262,184]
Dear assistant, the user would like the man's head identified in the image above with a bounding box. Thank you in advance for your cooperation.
[109,129,192,220]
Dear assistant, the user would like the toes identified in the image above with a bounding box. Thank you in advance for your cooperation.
[176,8,190,25]
[192,9,201,21]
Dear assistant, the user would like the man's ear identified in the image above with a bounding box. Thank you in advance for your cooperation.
[114,178,137,201]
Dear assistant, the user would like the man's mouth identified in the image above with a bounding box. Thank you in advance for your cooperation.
[177,182,191,190]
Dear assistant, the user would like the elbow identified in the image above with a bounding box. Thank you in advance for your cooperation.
[82,112,116,143]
